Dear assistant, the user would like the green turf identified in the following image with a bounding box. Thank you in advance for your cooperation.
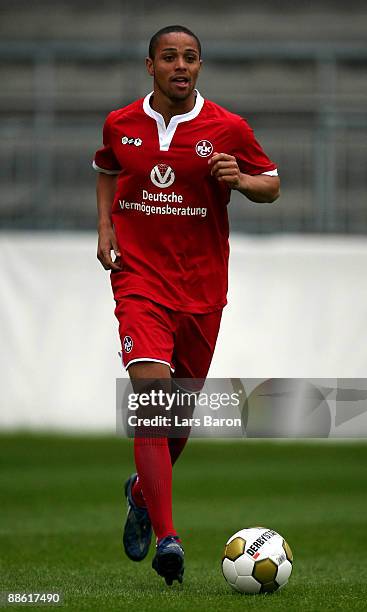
[1,434,367,611]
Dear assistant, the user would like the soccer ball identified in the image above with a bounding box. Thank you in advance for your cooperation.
[222,527,293,594]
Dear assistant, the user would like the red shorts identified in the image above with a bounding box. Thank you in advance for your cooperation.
[114,295,222,379]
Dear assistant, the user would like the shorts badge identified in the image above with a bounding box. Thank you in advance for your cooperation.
[123,335,133,353]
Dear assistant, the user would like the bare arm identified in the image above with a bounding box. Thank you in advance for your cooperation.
[208,152,280,203]
[96,173,122,271]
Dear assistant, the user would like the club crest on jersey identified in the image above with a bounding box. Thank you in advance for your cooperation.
[123,335,133,353]
[150,164,175,188]
[196,140,213,157]
[121,136,143,147]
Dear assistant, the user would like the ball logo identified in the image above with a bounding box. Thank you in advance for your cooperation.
[123,335,133,353]
[150,164,175,188]
[196,140,213,157]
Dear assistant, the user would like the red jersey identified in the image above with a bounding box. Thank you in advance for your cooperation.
[93,91,277,313]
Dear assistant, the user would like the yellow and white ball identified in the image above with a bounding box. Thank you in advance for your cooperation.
[222,527,293,594]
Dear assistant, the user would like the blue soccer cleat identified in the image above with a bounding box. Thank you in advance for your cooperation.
[123,473,152,561]
[152,535,184,585]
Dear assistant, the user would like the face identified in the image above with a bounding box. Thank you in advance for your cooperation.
[146,32,202,102]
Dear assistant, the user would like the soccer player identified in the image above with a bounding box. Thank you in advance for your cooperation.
[93,25,279,586]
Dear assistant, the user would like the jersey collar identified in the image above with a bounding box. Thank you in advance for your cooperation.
[143,90,205,151]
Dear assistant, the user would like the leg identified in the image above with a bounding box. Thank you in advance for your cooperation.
[167,309,223,460]
[129,361,184,585]
[166,379,196,465]
[128,361,177,542]
[129,369,190,468]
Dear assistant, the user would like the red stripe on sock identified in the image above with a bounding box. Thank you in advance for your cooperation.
[131,475,146,508]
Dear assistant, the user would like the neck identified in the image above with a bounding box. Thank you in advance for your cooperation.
[150,90,197,126]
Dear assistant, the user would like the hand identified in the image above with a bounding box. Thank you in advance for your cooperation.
[208,152,242,190]
[97,223,122,271]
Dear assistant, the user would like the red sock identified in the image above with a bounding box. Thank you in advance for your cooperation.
[133,436,188,507]
[134,437,177,541]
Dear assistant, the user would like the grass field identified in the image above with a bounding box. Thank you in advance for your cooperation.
[1,434,367,611]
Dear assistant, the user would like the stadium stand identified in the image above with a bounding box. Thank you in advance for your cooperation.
[0,0,366,231]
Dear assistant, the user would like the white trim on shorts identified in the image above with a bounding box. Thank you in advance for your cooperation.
[124,357,175,373]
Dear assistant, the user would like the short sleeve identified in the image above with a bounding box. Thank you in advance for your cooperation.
[232,118,278,176]
[92,112,122,175]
